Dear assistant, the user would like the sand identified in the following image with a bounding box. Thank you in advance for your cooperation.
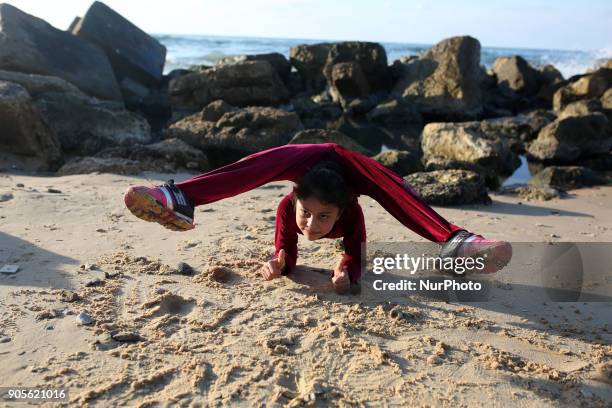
[0,170,610,407]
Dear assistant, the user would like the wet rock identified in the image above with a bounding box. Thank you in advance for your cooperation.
[391,36,482,119]
[289,129,372,155]
[71,2,166,89]
[0,81,63,170]
[76,311,94,326]
[373,149,422,176]
[177,262,194,276]
[421,121,520,175]
[527,114,610,162]
[289,43,332,93]
[58,289,81,303]
[218,53,291,84]
[0,3,121,101]
[111,331,141,343]
[530,166,607,190]
[95,138,210,173]
[166,104,303,167]
[169,60,289,110]
[497,184,566,201]
[56,157,145,176]
[404,170,491,206]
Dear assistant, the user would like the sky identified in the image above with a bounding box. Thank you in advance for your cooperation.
[5,0,611,51]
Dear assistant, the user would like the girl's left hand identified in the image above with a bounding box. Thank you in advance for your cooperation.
[332,260,350,294]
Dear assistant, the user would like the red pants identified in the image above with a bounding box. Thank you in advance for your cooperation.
[177,143,462,243]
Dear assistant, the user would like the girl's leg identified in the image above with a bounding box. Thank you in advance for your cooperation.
[176,143,337,205]
[329,144,463,243]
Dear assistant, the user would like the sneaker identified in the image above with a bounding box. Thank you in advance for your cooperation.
[440,230,512,274]
[124,180,195,231]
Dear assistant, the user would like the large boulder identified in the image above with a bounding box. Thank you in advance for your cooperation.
[165,103,303,167]
[323,42,391,106]
[168,60,290,110]
[423,155,500,190]
[421,121,520,176]
[526,114,611,162]
[0,81,62,170]
[391,36,482,119]
[288,129,372,155]
[290,97,342,129]
[218,53,291,84]
[403,170,491,206]
[96,138,210,172]
[0,70,151,155]
[491,56,541,96]
[497,184,565,201]
[0,3,122,101]
[530,166,608,190]
[289,43,332,93]
[478,110,556,152]
[553,67,612,112]
[373,149,422,176]
[56,157,144,176]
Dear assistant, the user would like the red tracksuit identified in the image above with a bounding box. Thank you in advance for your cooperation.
[177,143,463,282]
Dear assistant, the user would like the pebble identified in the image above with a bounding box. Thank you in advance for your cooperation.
[0,336,11,343]
[111,331,141,342]
[47,188,62,194]
[16,183,24,188]
[85,278,105,287]
[76,312,94,326]
[426,355,442,365]
[58,289,80,303]
[177,261,194,276]
[0,192,13,202]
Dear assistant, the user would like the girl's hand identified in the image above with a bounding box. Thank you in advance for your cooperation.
[332,258,351,294]
[261,249,286,281]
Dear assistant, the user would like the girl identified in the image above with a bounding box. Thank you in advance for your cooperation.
[124,143,511,294]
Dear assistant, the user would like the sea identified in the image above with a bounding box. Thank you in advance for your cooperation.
[155,34,611,80]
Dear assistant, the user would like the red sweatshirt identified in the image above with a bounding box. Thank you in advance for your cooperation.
[274,191,366,283]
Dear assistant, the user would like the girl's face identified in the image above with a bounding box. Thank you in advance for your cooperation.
[295,196,342,241]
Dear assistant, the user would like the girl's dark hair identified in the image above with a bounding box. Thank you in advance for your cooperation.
[294,160,352,210]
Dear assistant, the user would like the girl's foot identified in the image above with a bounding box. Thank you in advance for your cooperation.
[124,180,195,231]
[441,231,512,274]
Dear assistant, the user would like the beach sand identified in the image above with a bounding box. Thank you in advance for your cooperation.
[0,171,610,407]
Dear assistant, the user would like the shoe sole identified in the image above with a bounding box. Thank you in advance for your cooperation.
[470,242,513,274]
[124,187,194,231]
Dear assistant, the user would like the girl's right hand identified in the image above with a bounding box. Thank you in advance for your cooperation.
[261,249,286,281]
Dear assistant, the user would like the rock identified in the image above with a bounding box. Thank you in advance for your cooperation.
[47,188,62,194]
[169,60,290,110]
[601,88,612,110]
[373,149,422,176]
[289,97,342,129]
[56,157,145,176]
[0,81,63,170]
[421,121,520,175]
[200,99,237,122]
[497,184,566,201]
[71,1,166,88]
[0,70,151,156]
[111,331,141,342]
[478,111,556,152]
[491,56,541,96]
[391,36,482,119]
[96,138,211,173]
[165,104,303,167]
[76,311,94,326]
[85,278,105,287]
[328,115,401,153]
[423,156,500,190]
[530,166,607,190]
[289,43,332,93]
[403,170,491,206]
[289,129,373,155]
[177,262,194,276]
[0,3,121,101]
[558,99,604,119]
[527,114,611,162]
[58,289,81,303]
[0,192,13,202]
[539,65,564,85]
[218,53,291,84]
[0,336,10,343]
[366,99,422,128]
[323,42,391,106]
[553,67,612,112]
[210,266,232,283]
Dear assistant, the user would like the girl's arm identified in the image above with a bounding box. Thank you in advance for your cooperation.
[339,201,367,283]
[274,194,298,274]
